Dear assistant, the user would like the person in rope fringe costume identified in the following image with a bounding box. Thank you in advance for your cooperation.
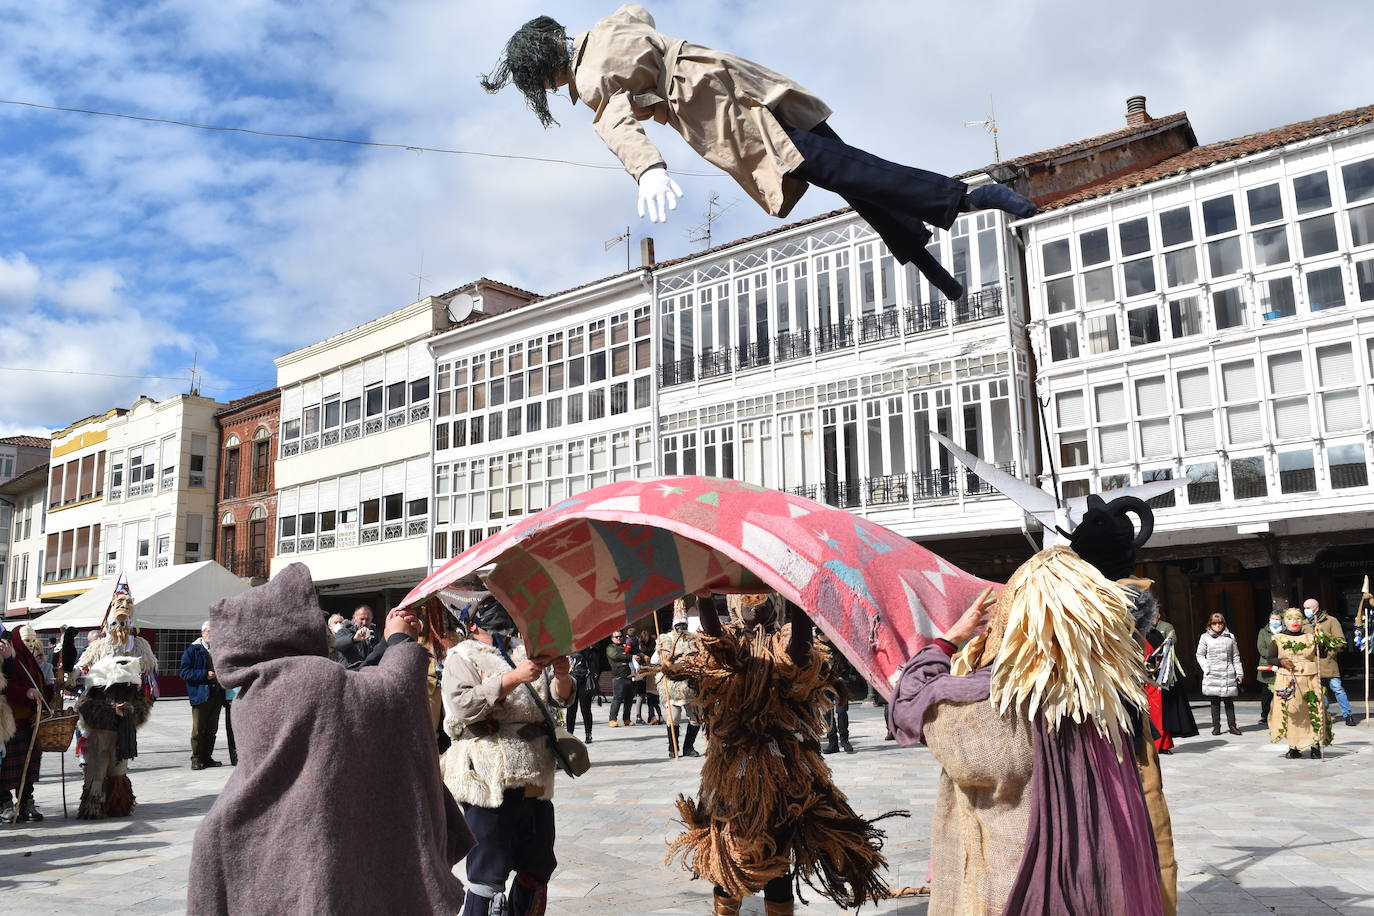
[891,547,1164,916]
[1265,607,1334,759]
[660,592,904,916]
[78,591,159,699]
[479,5,1037,303]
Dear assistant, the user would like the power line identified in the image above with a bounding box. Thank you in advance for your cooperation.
[0,97,723,177]
[0,365,192,382]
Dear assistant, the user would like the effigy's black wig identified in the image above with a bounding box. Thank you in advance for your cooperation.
[480,16,571,128]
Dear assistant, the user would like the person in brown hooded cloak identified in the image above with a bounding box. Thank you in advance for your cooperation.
[186,562,474,915]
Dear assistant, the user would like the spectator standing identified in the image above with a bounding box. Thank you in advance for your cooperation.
[1257,610,1283,726]
[565,645,599,743]
[179,621,226,770]
[441,595,573,916]
[606,629,635,727]
[1305,598,1356,726]
[332,605,381,669]
[1196,613,1243,736]
[817,630,855,754]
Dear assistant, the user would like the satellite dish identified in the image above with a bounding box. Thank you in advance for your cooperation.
[446,292,476,323]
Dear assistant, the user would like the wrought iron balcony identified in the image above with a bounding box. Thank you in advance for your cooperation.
[821,480,862,508]
[699,348,731,379]
[952,286,1004,325]
[816,321,854,353]
[904,301,946,334]
[963,461,1019,497]
[858,310,900,344]
[912,470,959,500]
[658,356,696,388]
[251,471,271,494]
[736,340,772,370]
[864,473,910,506]
[222,550,269,579]
[773,329,811,362]
[786,484,818,501]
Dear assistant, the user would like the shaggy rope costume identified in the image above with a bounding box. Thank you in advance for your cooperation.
[661,620,899,909]
[77,655,151,818]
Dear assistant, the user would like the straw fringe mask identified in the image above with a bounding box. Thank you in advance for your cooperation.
[952,546,1145,753]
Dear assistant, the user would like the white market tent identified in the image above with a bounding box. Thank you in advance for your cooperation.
[29,561,251,631]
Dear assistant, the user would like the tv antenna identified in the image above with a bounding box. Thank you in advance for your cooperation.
[186,352,201,395]
[605,225,631,271]
[963,94,1001,163]
[687,194,738,249]
[411,251,429,301]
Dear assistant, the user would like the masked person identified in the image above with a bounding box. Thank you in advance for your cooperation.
[1264,608,1334,759]
[480,5,1037,303]
[441,593,574,916]
[1304,598,1355,726]
[1257,610,1284,727]
[662,592,900,915]
[654,599,701,760]
[78,592,159,698]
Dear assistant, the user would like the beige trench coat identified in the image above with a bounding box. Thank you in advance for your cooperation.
[569,4,832,218]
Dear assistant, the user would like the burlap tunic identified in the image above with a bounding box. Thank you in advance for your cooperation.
[569,4,832,217]
[1268,632,1332,751]
[922,700,1035,915]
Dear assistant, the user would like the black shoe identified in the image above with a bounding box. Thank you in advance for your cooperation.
[1211,726,1222,736]
[1227,727,1241,736]
[964,184,1038,219]
[681,748,701,758]
[823,742,838,755]
[17,797,42,822]
[1159,748,1172,755]
[191,759,206,770]
[1346,715,1358,727]
[1310,746,1322,759]
[203,759,224,768]
[1285,748,1302,758]
[584,734,593,744]
[841,740,855,754]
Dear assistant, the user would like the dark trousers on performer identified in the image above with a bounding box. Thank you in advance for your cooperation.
[565,676,594,740]
[461,789,557,916]
[224,700,237,765]
[783,121,967,289]
[608,676,635,724]
[1259,685,1272,725]
[825,698,850,749]
[190,686,224,764]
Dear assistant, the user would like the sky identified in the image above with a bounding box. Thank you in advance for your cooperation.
[2,0,1372,437]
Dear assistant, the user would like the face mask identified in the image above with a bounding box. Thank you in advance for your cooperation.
[1303,608,1315,620]
[1269,620,1283,634]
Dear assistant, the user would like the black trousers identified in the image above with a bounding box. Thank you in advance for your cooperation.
[1209,697,1237,729]
[190,688,224,762]
[462,790,558,896]
[783,121,966,266]
[565,676,595,737]
[608,676,635,723]
[825,698,850,744]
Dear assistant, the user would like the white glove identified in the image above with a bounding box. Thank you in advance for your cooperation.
[637,166,683,223]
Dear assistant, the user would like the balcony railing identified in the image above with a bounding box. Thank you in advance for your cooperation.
[821,480,862,508]
[321,429,340,447]
[659,356,696,388]
[964,462,1019,497]
[951,286,1004,325]
[786,484,818,501]
[343,423,362,442]
[251,471,271,494]
[737,340,771,370]
[858,310,900,344]
[281,440,301,458]
[774,329,811,362]
[223,550,269,579]
[904,301,946,334]
[406,518,428,537]
[865,473,909,506]
[816,321,854,353]
[700,349,731,379]
[912,469,960,500]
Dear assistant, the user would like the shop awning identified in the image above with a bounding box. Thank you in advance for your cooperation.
[28,561,252,631]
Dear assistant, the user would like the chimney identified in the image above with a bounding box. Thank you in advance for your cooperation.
[639,237,656,267]
[1125,95,1150,128]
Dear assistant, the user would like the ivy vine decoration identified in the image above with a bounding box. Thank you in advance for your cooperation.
[1300,689,1332,749]
[1279,638,1310,653]
[1312,631,1346,654]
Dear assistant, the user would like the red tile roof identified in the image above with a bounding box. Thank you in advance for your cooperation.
[0,435,51,448]
[1042,103,1374,212]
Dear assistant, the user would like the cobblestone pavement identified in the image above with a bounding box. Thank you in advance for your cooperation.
[2,698,1372,915]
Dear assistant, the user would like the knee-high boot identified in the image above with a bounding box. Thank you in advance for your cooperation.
[682,723,702,758]
[509,872,548,916]
[667,723,680,759]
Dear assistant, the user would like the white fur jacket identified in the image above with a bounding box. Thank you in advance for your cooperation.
[439,638,567,808]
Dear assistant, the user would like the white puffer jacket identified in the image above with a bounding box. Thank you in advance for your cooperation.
[1195,628,1243,697]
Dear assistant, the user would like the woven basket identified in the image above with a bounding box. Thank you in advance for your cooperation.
[34,707,80,753]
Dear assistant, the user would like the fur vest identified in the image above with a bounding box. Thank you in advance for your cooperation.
[440,639,558,808]
[0,670,14,745]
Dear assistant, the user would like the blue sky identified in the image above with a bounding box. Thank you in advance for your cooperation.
[3,0,1372,436]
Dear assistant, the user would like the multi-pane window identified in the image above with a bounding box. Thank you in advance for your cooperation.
[1221,361,1263,445]
[1203,195,1243,278]
[1134,376,1171,459]
[1267,351,1311,440]
[1094,384,1130,464]
[1316,343,1362,433]
[1056,390,1088,468]
[1177,368,1216,451]
[1049,322,1079,362]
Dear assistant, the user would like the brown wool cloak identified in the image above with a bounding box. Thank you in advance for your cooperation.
[187,563,473,916]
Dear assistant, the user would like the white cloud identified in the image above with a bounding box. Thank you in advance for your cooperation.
[1,0,1372,436]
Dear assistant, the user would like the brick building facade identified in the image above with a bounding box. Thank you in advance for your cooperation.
[214,389,279,582]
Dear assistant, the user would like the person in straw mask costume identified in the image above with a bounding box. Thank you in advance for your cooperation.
[890,544,1164,916]
[1264,607,1333,759]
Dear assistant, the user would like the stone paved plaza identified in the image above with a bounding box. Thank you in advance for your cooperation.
[2,698,1372,915]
